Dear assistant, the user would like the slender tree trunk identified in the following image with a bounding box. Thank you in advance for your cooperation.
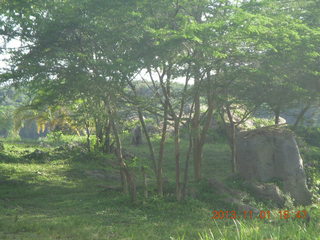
[181,102,194,200]
[94,119,103,150]
[141,166,148,199]
[199,102,215,147]
[293,104,310,130]
[85,121,91,152]
[120,169,128,195]
[192,93,215,181]
[137,109,157,176]
[193,142,202,181]
[174,120,181,201]
[127,81,157,176]
[110,116,128,194]
[104,119,111,153]
[157,100,168,196]
[107,104,136,202]
[192,76,202,181]
[225,105,237,173]
[158,67,189,201]
[182,132,193,200]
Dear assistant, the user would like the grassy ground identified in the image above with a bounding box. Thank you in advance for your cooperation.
[0,139,319,240]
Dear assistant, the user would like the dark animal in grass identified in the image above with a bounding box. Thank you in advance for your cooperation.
[24,149,49,162]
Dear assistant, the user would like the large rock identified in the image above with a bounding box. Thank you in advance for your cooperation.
[236,126,312,205]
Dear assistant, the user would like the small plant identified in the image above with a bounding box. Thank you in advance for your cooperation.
[252,117,274,128]
[46,131,64,145]
[291,126,320,147]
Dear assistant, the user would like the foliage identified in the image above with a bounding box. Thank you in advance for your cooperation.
[291,126,320,147]
[251,117,275,129]
[0,105,15,137]
[292,127,320,202]
[45,131,63,144]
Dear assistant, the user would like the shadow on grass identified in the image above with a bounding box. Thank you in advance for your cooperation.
[0,152,23,163]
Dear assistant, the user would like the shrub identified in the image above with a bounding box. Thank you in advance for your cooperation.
[46,131,64,144]
[291,126,320,147]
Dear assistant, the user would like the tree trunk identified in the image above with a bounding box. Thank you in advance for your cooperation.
[127,81,157,176]
[182,132,193,200]
[225,105,237,173]
[85,121,91,152]
[141,166,148,199]
[192,76,201,181]
[137,109,157,175]
[192,90,215,181]
[107,104,136,202]
[104,119,111,153]
[157,100,168,196]
[293,104,310,130]
[94,118,103,150]
[174,120,181,201]
[120,169,128,195]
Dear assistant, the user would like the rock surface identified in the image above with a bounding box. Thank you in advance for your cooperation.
[236,126,312,205]
[208,178,259,214]
[245,181,286,207]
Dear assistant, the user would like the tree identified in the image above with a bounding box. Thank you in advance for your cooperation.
[1,0,144,202]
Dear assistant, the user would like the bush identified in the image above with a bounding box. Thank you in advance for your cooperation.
[46,131,64,144]
[292,126,320,200]
[290,126,320,147]
[0,106,15,137]
[204,128,228,144]
[299,145,320,199]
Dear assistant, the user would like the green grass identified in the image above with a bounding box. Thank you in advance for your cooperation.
[0,139,320,240]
